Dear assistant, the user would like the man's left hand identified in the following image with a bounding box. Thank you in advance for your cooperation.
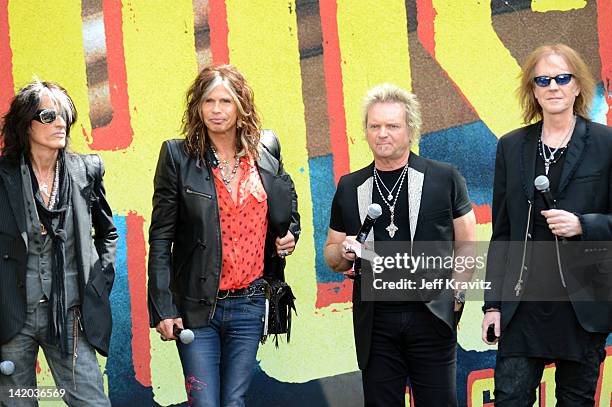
[541,209,582,238]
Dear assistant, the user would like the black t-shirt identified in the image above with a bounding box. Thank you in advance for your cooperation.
[329,156,472,311]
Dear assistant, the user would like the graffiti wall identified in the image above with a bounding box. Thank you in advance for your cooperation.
[1,0,611,405]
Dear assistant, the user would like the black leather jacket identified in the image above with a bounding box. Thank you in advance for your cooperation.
[147,130,300,328]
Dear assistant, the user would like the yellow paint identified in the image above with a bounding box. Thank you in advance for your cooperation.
[541,365,556,406]
[532,0,587,12]
[118,1,198,405]
[9,0,91,151]
[598,352,611,407]
[226,0,349,382]
[470,374,495,407]
[432,0,523,138]
[336,0,413,172]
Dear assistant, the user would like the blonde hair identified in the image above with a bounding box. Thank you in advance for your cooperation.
[362,83,422,145]
[517,44,595,123]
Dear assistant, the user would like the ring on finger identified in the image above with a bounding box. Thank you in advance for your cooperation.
[280,249,289,257]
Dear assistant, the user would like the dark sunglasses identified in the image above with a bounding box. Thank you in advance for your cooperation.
[32,109,61,124]
[533,74,573,87]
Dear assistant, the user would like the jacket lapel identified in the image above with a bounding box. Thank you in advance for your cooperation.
[558,116,588,195]
[356,173,373,241]
[407,154,425,242]
[0,163,27,245]
[66,155,93,284]
[520,123,540,202]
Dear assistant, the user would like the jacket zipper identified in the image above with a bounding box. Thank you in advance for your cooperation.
[185,187,212,199]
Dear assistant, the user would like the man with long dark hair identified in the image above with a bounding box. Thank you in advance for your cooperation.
[0,80,117,406]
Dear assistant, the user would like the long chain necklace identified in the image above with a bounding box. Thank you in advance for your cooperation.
[373,164,409,238]
[539,116,575,175]
[210,146,240,193]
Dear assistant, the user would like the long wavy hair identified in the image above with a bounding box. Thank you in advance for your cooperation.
[517,44,595,124]
[182,65,261,160]
[1,80,77,161]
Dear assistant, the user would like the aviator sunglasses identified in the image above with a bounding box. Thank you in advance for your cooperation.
[533,73,573,88]
[32,109,62,124]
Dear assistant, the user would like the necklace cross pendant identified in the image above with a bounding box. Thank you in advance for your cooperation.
[386,222,398,238]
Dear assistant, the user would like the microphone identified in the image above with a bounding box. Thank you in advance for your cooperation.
[534,175,556,209]
[356,204,383,243]
[173,327,195,344]
[0,360,14,376]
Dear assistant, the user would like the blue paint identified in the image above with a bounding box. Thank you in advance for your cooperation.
[420,121,498,206]
[308,154,344,284]
[106,215,155,406]
[590,82,609,125]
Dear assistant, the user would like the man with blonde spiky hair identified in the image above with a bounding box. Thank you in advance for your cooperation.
[325,84,475,406]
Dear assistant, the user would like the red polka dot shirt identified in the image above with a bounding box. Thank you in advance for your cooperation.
[212,156,268,290]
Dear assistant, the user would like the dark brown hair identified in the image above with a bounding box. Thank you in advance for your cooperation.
[1,80,77,161]
[182,64,261,160]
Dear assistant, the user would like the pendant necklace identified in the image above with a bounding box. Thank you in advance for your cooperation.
[211,146,240,193]
[373,164,408,238]
[539,116,575,175]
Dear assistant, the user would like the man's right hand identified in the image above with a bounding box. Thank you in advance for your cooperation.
[481,310,501,345]
[156,317,184,341]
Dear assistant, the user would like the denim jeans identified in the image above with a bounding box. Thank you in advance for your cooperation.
[0,301,110,407]
[177,285,266,407]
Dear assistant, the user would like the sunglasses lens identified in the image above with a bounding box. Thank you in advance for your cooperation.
[39,110,57,124]
[534,76,551,87]
[555,74,572,85]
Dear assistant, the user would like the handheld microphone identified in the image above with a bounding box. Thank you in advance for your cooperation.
[534,175,556,209]
[486,324,498,343]
[356,204,383,243]
[173,327,195,344]
[0,360,15,376]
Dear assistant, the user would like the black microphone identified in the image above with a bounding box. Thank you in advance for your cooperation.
[173,327,195,344]
[486,324,498,343]
[534,175,556,209]
[356,204,383,243]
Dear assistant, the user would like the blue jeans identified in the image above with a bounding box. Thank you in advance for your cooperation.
[0,301,110,407]
[177,288,266,407]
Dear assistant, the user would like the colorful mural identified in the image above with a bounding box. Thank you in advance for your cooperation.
[0,0,611,405]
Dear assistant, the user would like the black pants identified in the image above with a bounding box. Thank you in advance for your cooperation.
[494,343,606,407]
[362,306,457,407]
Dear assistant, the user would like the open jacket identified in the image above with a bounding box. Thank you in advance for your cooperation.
[0,153,118,356]
[147,130,301,328]
[484,116,612,333]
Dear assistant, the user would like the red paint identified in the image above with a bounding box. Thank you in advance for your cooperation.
[467,368,495,407]
[84,0,134,150]
[208,0,229,64]
[414,0,478,116]
[319,0,350,183]
[315,279,353,308]
[416,0,436,57]
[473,203,491,224]
[126,212,151,387]
[0,0,14,120]
[594,345,612,407]
[597,0,612,124]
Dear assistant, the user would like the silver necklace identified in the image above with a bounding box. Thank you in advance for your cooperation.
[540,116,575,175]
[373,164,408,238]
[374,166,406,201]
[211,146,240,193]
